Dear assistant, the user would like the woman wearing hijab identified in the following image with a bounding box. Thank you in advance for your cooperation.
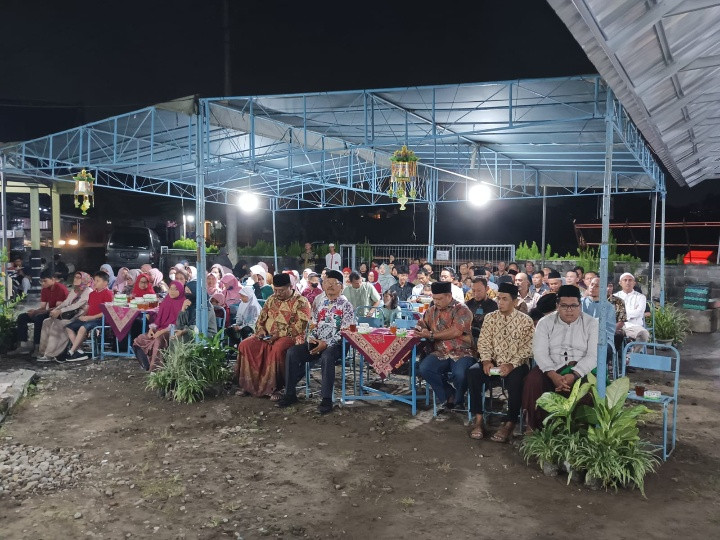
[112,267,131,295]
[186,265,198,282]
[210,292,231,330]
[36,271,93,362]
[209,263,225,282]
[131,272,153,299]
[220,273,243,317]
[367,269,381,294]
[207,272,222,297]
[133,280,186,371]
[377,263,397,293]
[149,268,169,296]
[100,264,116,289]
[249,265,273,300]
[227,285,261,347]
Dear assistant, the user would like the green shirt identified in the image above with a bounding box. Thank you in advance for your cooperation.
[342,282,380,311]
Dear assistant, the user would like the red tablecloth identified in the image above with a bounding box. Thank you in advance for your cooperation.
[100,303,157,341]
[341,328,421,380]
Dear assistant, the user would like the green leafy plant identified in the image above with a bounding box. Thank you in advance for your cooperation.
[285,241,302,258]
[651,302,691,345]
[520,374,659,496]
[357,237,373,264]
[206,244,219,254]
[146,333,232,403]
[172,237,198,250]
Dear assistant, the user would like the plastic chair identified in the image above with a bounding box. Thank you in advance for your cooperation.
[430,371,472,422]
[480,377,523,432]
[355,305,383,328]
[622,341,680,461]
[392,310,418,329]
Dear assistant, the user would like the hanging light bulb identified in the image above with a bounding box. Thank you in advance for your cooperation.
[468,183,492,206]
[237,191,260,212]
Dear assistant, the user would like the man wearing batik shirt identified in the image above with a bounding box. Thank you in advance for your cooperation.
[278,270,355,415]
[466,282,534,443]
[416,281,475,412]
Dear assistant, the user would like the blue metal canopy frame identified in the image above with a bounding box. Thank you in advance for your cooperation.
[0,74,668,397]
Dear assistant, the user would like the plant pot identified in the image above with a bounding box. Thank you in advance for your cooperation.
[584,472,600,490]
[541,462,559,477]
[655,338,673,346]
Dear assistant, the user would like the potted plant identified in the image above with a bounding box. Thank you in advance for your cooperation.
[652,302,690,346]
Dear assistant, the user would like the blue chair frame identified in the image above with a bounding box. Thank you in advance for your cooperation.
[622,341,680,461]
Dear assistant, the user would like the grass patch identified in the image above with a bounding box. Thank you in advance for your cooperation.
[400,497,415,507]
[140,475,185,500]
[437,460,453,473]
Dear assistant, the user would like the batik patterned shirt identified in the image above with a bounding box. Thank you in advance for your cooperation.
[477,309,534,367]
[256,291,311,338]
[608,295,627,323]
[311,294,356,347]
[418,300,474,360]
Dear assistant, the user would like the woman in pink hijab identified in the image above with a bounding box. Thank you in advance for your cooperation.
[207,272,222,296]
[133,280,187,371]
[149,268,169,296]
[220,273,243,318]
[112,267,131,295]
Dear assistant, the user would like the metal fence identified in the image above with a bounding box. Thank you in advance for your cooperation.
[340,244,516,274]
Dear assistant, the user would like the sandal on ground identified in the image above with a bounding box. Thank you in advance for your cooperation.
[470,422,485,440]
[235,390,250,397]
[491,423,514,443]
[270,391,282,401]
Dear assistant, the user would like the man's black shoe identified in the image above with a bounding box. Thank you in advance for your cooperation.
[276,395,298,408]
[317,399,333,415]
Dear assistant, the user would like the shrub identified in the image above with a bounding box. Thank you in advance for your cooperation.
[520,374,659,496]
[146,332,232,403]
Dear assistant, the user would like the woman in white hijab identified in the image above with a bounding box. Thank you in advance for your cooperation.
[229,285,262,346]
[378,263,397,293]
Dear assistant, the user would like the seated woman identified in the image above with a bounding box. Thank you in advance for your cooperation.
[210,292,231,330]
[209,263,225,282]
[207,272,222,297]
[36,272,93,362]
[220,273,243,317]
[100,264,116,290]
[367,270,381,294]
[112,267,131,295]
[149,268,169,297]
[131,271,153,298]
[228,285,261,347]
[133,281,187,371]
[379,290,401,327]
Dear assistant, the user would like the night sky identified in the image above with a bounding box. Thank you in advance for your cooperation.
[2,1,718,258]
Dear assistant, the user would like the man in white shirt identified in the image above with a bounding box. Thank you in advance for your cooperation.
[613,272,650,343]
[523,285,598,431]
[325,244,341,271]
[439,267,465,304]
[411,268,432,298]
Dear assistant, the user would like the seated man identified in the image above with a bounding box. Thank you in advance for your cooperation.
[410,268,432,299]
[522,285,598,431]
[439,267,466,304]
[466,282,534,442]
[235,273,311,399]
[62,270,113,362]
[343,271,381,313]
[582,276,617,373]
[514,272,534,312]
[529,270,548,296]
[278,270,355,415]
[9,269,68,356]
[606,281,627,352]
[416,282,475,412]
[389,266,414,302]
[614,272,650,344]
[464,276,497,332]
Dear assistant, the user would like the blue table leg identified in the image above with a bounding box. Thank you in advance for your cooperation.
[341,337,347,403]
[100,314,106,360]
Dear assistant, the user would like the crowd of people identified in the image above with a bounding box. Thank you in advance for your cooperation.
[6,248,652,441]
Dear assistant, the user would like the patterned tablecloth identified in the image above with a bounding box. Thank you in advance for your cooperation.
[100,303,157,341]
[341,328,421,379]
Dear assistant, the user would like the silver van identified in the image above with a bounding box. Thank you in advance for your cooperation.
[105,227,162,271]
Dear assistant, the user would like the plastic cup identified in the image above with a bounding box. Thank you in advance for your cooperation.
[389,324,397,335]
[635,385,646,397]
[349,324,357,332]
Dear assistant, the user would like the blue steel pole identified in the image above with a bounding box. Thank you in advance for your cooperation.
[597,90,614,399]
[195,104,208,336]
[660,193,666,307]
[272,198,278,273]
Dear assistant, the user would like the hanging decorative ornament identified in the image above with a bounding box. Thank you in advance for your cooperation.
[73,169,95,216]
[388,145,419,210]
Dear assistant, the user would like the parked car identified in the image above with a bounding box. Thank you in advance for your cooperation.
[105,227,162,271]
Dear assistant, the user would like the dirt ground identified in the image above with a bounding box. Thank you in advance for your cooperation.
[1,333,719,540]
